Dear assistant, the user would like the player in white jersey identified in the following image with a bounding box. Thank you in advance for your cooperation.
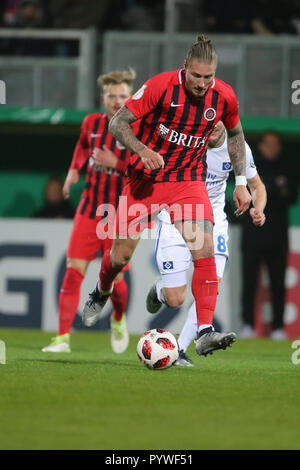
[147,121,267,365]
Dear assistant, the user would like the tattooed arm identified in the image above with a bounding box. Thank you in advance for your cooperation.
[227,120,247,176]
[109,105,164,170]
[227,120,252,215]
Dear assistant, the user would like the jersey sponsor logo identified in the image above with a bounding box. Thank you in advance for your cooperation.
[157,124,205,148]
[132,84,147,100]
[163,260,174,270]
[170,102,184,107]
[222,162,232,171]
[91,133,102,138]
[159,124,169,138]
[204,107,216,121]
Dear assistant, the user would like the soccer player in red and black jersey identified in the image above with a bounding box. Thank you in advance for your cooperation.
[83,35,252,357]
[42,69,136,354]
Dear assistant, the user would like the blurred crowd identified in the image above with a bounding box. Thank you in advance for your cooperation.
[202,0,300,35]
[0,0,299,35]
[0,0,299,56]
[0,0,163,31]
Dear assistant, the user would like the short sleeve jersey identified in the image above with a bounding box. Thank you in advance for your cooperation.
[205,136,257,217]
[125,69,240,182]
[159,137,257,224]
[70,113,130,219]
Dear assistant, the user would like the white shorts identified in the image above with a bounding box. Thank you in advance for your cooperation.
[155,215,229,286]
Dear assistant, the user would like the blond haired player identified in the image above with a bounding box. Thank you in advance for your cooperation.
[42,69,136,353]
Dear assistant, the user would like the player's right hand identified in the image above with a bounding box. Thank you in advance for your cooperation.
[63,169,79,199]
[233,185,252,216]
[139,147,165,170]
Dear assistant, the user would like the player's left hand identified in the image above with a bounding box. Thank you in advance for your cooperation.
[250,208,266,227]
[233,185,252,216]
[92,146,117,169]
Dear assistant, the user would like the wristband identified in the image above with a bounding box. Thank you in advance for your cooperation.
[235,175,247,186]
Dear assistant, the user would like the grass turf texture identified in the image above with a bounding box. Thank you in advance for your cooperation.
[0,328,299,450]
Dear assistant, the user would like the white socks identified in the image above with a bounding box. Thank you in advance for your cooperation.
[177,302,213,351]
[156,279,167,304]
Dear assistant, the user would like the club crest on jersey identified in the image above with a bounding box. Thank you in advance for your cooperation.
[163,261,174,270]
[204,108,216,121]
[222,162,232,171]
[132,84,147,100]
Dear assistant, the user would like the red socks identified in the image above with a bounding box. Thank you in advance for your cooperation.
[192,258,218,328]
[58,260,128,335]
[111,278,128,321]
[99,249,122,292]
[99,250,128,321]
[58,267,84,335]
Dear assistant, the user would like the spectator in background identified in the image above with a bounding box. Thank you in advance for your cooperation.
[1,0,20,26]
[251,0,300,35]
[117,0,163,31]
[49,0,110,29]
[14,0,46,27]
[240,131,299,340]
[202,0,300,35]
[0,0,50,55]
[48,0,111,55]
[33,176,75,219]
[202,0,256,34]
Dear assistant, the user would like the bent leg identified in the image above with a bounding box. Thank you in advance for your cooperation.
[154,219,191,307]
[156,271,188,308]
[99,235,140,292]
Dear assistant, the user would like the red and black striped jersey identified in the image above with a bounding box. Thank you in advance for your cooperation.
[70,113,130,219]
[125,69,240,182]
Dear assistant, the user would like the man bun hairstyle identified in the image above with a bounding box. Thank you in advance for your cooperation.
[185,34,218,66]
[97,68,136,91]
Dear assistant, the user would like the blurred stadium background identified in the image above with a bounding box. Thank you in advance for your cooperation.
[1,0,300,338]
[1,0,300,453]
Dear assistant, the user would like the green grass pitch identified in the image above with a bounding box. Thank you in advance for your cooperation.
[0,328,299,450]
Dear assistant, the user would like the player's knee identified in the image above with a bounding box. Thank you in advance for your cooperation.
[203,246,215,258]
[111,251,131,269]
[67,258,88,276]
[201,237,215,258]
[167,296,184,308]
[165,287,187,308]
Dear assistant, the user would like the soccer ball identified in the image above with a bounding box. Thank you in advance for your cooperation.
[137,328,179,370]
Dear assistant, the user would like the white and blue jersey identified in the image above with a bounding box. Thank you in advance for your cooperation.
[156,136,257,279]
